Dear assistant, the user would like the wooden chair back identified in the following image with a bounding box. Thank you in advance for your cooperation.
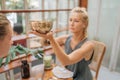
[89,40,106,80]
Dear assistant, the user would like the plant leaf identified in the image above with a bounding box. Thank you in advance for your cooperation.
[0,58,3,67]
[15,45,30,55]
[34,54,42,59]
[10,52,16,60]
[5,55,11,65]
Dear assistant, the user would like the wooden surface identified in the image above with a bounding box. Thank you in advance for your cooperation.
[12,34,36,41]
[21,65,73,80]
[0,47,53,73]
[89,40,106,80]
[41,69,73,80]
[0,47,73,80]
[15,68,73,80]
[0,55,35,73]
[0,34,72,79]
[0,9,71,13]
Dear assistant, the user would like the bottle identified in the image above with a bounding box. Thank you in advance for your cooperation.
[21,60,30,79]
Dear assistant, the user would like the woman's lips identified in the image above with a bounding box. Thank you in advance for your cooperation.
[70,27,75,30]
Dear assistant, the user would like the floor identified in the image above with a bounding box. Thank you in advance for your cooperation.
[96,66,120,80]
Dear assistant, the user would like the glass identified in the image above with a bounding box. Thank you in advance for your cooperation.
[58,0,68,9]
[30,64,44,80]
[5,71,10,80]
[28,0,42,10]
[5,0,24,10]
[2,65,12,80]
[44,0,56,9]
[43,54,52,70]
[6,13,26,34]
[14,72,22,80]
[0,0,1,10]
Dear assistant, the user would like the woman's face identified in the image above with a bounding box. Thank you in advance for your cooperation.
[69,12,85,33]
[0,24,13,57]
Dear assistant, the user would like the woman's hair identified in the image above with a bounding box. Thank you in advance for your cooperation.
[0,13,10,40]
[71,7,89,37]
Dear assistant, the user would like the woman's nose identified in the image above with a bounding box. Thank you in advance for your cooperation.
[70,21,74,26]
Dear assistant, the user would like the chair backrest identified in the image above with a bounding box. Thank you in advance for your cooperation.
[89,40,106,80]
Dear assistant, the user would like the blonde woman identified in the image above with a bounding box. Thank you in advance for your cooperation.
[0,13,13,58]
[31,7,94,80]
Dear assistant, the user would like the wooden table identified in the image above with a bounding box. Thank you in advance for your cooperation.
[21,64,73,80]
[37,69,73,80]
[0,47,73,80]
[0,46,53,73]
[14,68,73,80]
[12,63,73,80]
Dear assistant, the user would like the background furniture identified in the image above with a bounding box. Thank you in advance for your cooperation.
[89,40,106,80]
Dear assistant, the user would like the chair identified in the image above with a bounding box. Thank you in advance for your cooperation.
[89,40,106,80]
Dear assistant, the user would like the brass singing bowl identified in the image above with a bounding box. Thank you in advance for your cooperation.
[30,20,53,34]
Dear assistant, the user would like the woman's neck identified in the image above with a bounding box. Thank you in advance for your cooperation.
[72,32,85,42]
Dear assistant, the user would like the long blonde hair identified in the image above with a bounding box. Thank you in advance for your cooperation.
[71,7,89,37]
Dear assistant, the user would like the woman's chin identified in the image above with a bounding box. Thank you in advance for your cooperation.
[70,30,75,33]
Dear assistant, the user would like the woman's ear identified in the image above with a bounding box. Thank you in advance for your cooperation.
[83,22,87,28]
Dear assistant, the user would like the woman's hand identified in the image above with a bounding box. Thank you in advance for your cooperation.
[30,31,54,40]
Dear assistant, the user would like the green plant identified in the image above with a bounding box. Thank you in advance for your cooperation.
[0,45,44,67]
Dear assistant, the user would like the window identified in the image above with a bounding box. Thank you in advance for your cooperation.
[5,0,24,10]
[0,0,1,10]
[0,0,80,35]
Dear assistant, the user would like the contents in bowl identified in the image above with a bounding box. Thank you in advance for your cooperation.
[30,20,53,34]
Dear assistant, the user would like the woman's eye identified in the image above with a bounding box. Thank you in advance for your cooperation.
[74,20,79,22]
[69,19,80,22]
[69,19,72,21]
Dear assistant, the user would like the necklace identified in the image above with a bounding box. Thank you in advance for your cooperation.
[70,35,86,50]
[72,34,86,42]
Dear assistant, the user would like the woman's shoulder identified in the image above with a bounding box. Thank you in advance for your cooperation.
[82,40,94,49]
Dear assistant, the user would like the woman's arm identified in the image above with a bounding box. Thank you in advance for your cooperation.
[50,36,94,66]
[30,31,94,66]
[55,35,68,46]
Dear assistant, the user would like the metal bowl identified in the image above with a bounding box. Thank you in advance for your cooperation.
[30,20,53,34]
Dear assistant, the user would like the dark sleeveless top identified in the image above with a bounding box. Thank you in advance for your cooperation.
[65,36,93,80]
